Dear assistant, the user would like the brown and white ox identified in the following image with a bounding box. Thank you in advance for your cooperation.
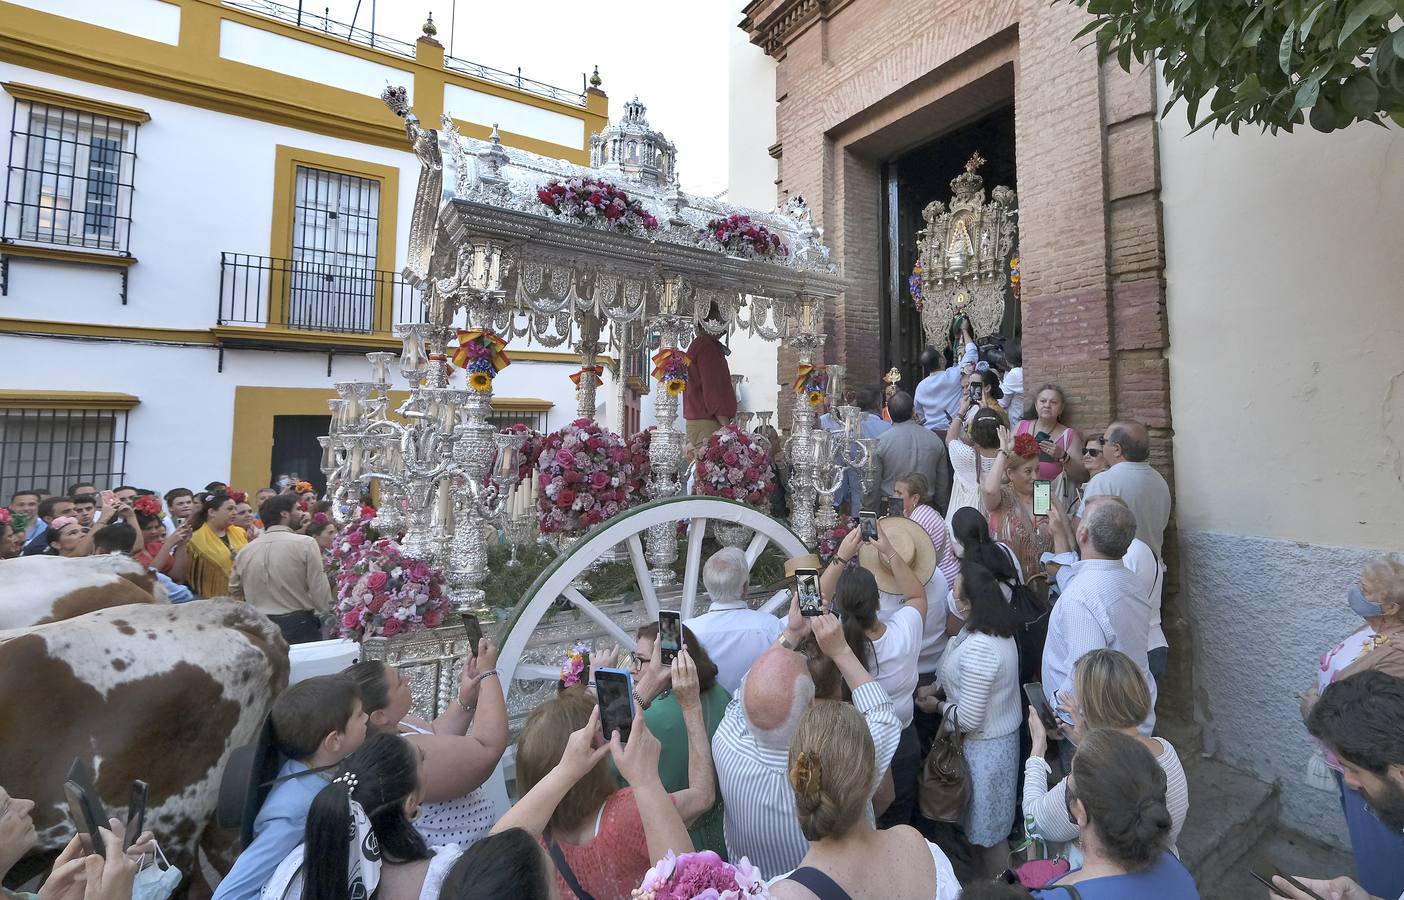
[0,554,169,630]
[0,600,288,894]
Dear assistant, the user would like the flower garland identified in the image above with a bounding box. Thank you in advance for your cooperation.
[501,423,545,484]
[909,262,924,310]
[1009,254,1021,299]
[328,509,451,640]
[536,177,658,233]
[694,425,775,506]
[558,642,591,690]
[793,364,828,408]
[651,347,691,396]
[451,329,511,393]
[626,427,654,498]
[818,515,858,564]
[632,849,770,900]
[704,213,787,259]
[536,418,644,534]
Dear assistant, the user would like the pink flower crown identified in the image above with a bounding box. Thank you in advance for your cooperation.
[559,642,592,689]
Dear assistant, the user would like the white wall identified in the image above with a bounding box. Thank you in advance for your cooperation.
[17,0,181,45]
[219,20,414,101]
[1160,74,1404,846]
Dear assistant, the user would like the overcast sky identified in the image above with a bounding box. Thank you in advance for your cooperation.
[317,0,736,196]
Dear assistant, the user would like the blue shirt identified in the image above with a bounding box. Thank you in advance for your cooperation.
[818,412,890,514]
[1033,852,1199,899]
[913,341,979,433]
[211,761,327,900]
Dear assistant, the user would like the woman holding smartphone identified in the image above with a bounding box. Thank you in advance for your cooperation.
[982,426,1058,580]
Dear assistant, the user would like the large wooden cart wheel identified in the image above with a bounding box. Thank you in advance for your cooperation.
[479,496,808,815]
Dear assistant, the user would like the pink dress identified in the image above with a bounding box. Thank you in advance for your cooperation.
[1015,420,1078,482]
[548,788,655,900]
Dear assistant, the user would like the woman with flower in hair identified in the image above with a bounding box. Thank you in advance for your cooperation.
[0,508,27,559]
[305,514,337,553]
[185,492,248,597]
[768,700,960,898]
[982,425,1061,579]
[133,496,191,582]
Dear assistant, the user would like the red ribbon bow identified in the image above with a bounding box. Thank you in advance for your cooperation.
[650,348,691,380]
[570,365,605,386]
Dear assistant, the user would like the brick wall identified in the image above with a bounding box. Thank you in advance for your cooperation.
[744,0,1186,716]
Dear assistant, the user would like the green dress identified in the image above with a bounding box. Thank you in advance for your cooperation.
[614,683,732,858]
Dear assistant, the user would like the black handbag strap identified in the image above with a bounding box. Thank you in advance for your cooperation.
[545,837,597,900]
[785,867,855,900]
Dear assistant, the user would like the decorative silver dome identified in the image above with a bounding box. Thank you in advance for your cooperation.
[589,97,677,188]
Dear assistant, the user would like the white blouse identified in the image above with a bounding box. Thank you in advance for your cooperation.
[938,629,1021,739]
[868,605,924,729]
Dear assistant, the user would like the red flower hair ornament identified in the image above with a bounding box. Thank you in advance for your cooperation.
[132,495,163,518]
[1012,432,1041,460]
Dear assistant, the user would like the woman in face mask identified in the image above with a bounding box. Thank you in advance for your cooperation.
[1297,557,1404,899]
[942,507,1022,638]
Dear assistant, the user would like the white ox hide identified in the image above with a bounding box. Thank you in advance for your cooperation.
[0,554,169,629]
[0,600,288,891]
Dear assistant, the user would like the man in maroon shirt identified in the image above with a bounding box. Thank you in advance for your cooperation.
[683,311,737,450]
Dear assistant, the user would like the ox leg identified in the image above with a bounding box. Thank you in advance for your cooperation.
[193,826,240,900]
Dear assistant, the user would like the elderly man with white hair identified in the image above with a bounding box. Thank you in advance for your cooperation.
[1042,495,1158,736]
[712,607,900,876]
[685,546,787,693]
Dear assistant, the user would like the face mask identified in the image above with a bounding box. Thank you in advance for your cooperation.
[132,845,181,900]
[1348,585,1384,619]
[951,540,964,560]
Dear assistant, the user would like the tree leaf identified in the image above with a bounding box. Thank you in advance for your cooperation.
[1338,0,1379,46]
[1294,74,1322,112]
[1341,73,1381,116]
[1280,25,1296,74]
[1241,17,1266,48]
[1309,94,1338,131]
[1393,27,1404,59]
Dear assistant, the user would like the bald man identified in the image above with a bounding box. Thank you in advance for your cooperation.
[711,611,900,875]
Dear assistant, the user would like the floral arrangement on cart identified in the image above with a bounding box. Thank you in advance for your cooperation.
[704,213,788,260]
[695,424,776,547]
[536,176,659,233]
[536,418,647,538]
[328,509,452,640]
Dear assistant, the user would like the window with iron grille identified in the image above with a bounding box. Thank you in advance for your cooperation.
[485,409,548,433]
[2,100,139,252]
[289,166,380,333]
[0,408,130,502]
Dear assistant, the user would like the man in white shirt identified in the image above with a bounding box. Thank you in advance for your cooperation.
[713,612,900,876]
[1043,496,1157,736]
[1076,419,1172,687]
[685,547,785,694]
[913,323,979,511]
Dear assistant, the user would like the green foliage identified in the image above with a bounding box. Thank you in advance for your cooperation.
[1064,0,1404,133]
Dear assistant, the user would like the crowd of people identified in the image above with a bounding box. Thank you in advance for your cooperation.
[5,324,1404,900]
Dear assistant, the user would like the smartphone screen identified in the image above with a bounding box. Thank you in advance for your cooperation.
[1033,480,1052,517]
[125,781,148,850]
[1022,682,1059,730]
[657,611,681,664]
[886,496,904,518]
[795,567,823,617]
[460,614,483,653]
[969,382,983,404]
[63,781,106,857]
[595,668,634,744]
[859,510,878,542]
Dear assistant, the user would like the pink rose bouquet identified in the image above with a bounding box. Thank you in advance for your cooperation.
[704,213,787,259]
[536,418,644,535]
[328,512,451,640]
[695,425,775,506]
[536,176,658,233]
[631,850,770,899]
[818,515,858,563]
[626,427,654,498]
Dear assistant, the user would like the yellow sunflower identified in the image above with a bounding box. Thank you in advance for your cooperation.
[806,390,824,407]
[468,371,493,392]
[666,378,687,396]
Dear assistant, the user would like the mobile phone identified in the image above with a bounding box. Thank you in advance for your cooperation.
[1033,480,1052,517]
[125,780,148,850]
[460,614,483,653]
[594,668,635,744]
[969,382,983,404]
[62,781,106,857]
[1023,682,1059,730]
[885,496,904,518]
[657,610,681,664]
[858,510,878,542]
[795,567,823,617]
[1250,867,1326,900]
[100,489,115,504]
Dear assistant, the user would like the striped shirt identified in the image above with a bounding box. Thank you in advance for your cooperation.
[910,503,960,587]
[713,680,901,876]
[939,630,1021,739]
[1041,559,1157,735]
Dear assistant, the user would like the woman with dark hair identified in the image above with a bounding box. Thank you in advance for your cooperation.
[436,828,555,900]
[1031,730,1197,898]
[305,515,337,553]
[42,517,87,557]
[618,620,730,856]
[942,506,1023,638]
[341,642,508,850]
[945,406,1006,527]
[968,367,1008,425]
[263,732,451,900]
[931,562,1020,878]
[827,525,928,828]
[132,508,191,582]
[185,492,247,597]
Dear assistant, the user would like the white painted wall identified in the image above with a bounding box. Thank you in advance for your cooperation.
[14,0,181,45]
[1160,70,1404,847]
[219,20,415,101]
[444,84,583,151]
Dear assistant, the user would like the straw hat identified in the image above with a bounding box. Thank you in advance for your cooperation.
[856,517,938,594]
[784,553,823,577]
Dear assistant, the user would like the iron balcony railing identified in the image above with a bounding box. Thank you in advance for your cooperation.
[218,252,425,337]
[222,0,588,106]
